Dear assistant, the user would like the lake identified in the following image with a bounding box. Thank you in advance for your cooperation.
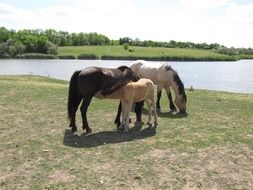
[0,59,253,94]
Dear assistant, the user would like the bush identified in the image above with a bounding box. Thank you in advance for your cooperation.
[77,54,98,59]
[58,55,76,59]
[15,53,58,59]
[101,55,238,61]
[45,41,57,55]
[123,43,129,50]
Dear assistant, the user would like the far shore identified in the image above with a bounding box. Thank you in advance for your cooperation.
[3,45,253,61]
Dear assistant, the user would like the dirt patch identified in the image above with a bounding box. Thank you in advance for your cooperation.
[138,146,253,189]
[48,170,75,184]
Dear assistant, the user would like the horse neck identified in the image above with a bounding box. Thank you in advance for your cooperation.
[170,71,184,98]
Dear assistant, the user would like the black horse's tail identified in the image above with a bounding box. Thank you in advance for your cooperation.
[67,70,81,121]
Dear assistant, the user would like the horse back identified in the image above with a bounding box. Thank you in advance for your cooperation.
[77,67,127,93]
[130,60,169,84]
[127,78,155,102]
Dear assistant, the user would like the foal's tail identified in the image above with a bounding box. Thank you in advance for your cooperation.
[67,70,81,121]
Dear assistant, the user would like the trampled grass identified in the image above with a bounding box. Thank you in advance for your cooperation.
[0,75,253,189]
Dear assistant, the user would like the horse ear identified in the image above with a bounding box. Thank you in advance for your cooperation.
[165,65,172,71]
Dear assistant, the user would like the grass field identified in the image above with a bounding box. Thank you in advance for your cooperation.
[0,75,253,189]
[58,46,236,61]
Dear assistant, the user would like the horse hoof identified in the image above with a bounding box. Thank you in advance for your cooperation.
[116,122,121,128]
[146,122,152,127]
[114,119,120,124]
[86,128,92,134]
[135,120,142,127]
[170,107,177,112]
[71,126,77,133]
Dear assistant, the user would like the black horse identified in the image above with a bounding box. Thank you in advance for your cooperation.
[67,66,143,133]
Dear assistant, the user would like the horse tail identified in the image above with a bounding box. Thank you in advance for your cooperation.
[67,70,81,121]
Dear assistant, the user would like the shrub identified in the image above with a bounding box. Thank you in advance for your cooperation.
[15,53,58,59]
[77,54,98,59]
[123,43,129,50]
[58,55,76,59]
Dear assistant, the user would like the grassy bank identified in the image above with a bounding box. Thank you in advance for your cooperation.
[58,46,238,61]
[0,75,253,189]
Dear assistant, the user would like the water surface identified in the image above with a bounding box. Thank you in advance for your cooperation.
[0,59,252,94]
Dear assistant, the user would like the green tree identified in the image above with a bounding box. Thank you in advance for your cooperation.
[123,43,129,50]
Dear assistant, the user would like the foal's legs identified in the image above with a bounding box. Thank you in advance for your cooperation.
[80,96,93,134]
[120,103,126,128]
[115,100,143,128]
[146,99,152,125]
[165,87,177,112]
[151,97,158,126]
[124,103,132,133]
[146,98,158,127]
[121,101,131,133]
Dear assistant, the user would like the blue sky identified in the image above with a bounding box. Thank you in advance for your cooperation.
[0,0,253,47]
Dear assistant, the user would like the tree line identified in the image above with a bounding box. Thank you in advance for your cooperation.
[0,26,252,58]
[119,37,253,56]
[0,27,110,58]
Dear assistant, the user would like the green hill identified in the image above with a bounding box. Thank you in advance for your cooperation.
[58,46,237,61]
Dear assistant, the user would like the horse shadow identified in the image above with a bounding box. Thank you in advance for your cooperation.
[63,123,156,148]
[141,107,188,119]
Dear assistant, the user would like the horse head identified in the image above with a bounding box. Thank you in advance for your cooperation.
[164,64,187,113]
[118,65,139,82]
[173,72,187,113]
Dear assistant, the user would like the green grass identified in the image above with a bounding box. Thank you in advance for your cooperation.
[239,54,253,59]
[0,75,253,189]
[58,46,237,61]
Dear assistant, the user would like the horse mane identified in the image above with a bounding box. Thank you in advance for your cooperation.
[165,64,185,100]
[172,71,187,102]
[101,65,138,95]
[101,79,132,95]
[164,64,172,71]
[117,65,129,71]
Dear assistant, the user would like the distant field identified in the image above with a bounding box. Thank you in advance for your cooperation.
[0,75,253,189]
[58,46,236,61]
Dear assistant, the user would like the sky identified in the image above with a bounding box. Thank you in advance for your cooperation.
[0,0,253,48]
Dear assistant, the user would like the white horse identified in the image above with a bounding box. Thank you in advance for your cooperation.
[96,78,158,132]
[130,60,187,113]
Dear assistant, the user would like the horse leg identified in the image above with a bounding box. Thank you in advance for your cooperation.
[135,101,144,123]
[165,87,177,112]
[151,97,158,127]
[114,101,122,128]
[80,96,93,134]
[156,88,162,112]
[146,99,152,126]
[124,103,132,133]
[120,101,126,130]
[69,95,82,133]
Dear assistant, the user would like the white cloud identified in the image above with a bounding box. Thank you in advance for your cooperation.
[0,3,33,20]
[0,0,253,47]
[180,0,232,11]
